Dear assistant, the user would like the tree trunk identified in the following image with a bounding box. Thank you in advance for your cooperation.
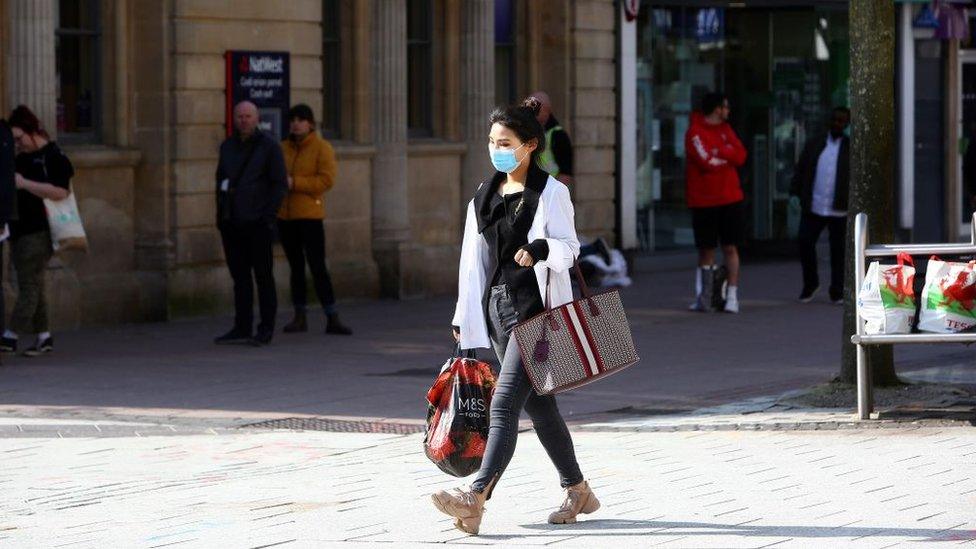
[840,0,901,386]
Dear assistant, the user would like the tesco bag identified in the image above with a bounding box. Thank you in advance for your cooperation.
[918,257,976,333]
[423,349,496,477]
[857,252,916,335]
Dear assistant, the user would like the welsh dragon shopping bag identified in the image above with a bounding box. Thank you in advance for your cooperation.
[423,348,496,477]
[918,257,976,333]
[857,252,916,335]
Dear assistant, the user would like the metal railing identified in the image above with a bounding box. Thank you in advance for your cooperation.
[851,212,976,419]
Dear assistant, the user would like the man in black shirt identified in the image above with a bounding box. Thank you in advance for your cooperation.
[214,101,288,346]
[529,91,574,186]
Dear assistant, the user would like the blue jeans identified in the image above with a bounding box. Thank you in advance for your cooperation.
[470,284,584,497]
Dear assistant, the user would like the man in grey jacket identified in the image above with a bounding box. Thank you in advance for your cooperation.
[214,101,288,346]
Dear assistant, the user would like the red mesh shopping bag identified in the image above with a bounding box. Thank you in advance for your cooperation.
[423,350,496,477]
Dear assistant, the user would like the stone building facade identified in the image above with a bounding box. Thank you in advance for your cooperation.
[0,0,619,328]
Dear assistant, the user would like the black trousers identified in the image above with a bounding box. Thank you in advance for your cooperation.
[219,220,277,333]
[797,211,847,296]
[470,284,584,498]
[277,219,337,312]
[0,240,5,337]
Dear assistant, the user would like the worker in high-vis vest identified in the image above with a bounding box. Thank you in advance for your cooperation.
[527,91,575,186]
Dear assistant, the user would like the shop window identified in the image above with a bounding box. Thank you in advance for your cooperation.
[407,0,433,137]
[495,0,516,105]
[56,0,101,141]
[322,0,341,139]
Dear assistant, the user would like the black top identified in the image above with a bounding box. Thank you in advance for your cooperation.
[476,165,552,321]
[790,133,850,213]
[546,116,574,176]
[215,129,288,225]
[13,142,73,239]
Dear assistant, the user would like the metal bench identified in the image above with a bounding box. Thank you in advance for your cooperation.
[851,212,976,419]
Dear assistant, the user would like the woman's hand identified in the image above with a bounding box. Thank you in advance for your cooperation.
[14,173,24,189]
[452,327,460,343]
[514,248,534,267]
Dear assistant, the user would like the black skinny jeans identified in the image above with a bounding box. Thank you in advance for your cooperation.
[277,219,337,313]
[470,284,584,498]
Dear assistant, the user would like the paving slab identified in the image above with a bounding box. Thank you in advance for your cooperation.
[0,256,972,547]
[1,426,974,548]
[0,260,969,432]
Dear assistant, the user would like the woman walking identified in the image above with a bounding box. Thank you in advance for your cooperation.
[278,104,351,335]
[431,99,599,534]
[0,106,72,357]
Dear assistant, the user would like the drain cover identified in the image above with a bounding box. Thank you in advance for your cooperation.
[241,417,425,434]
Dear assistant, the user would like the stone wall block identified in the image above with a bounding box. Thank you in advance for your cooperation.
[573,0,615,31]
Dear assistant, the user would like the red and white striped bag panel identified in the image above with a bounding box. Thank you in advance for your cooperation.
[514,267,640,395]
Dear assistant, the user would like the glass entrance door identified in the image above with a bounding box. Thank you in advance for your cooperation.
[958,51,976,238]
[725,8,849,242]
[636,6,724,250]
[770,10,849,240]
[634,4,849,251]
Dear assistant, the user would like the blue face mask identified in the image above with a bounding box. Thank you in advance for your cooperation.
[489,143,526,173]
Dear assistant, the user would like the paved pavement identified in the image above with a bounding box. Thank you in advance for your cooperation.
[3,424,975,548]
[0,254,967,429]
[1,253,974,547]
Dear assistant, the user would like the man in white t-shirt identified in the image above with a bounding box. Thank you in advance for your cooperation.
[790,107,851,304]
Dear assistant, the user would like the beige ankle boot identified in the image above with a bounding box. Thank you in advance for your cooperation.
[548,480,600,524]
[430,486,487,535]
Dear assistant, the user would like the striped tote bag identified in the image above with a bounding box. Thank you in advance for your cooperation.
[514,263,640,395]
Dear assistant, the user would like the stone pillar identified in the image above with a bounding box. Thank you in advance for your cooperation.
[370,0,419,298]
[5,0,58,137]
[459,0,495,205]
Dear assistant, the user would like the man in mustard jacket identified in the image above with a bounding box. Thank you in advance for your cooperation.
[278,104,352,335]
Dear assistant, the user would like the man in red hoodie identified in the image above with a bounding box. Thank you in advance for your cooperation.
[684,92,747,313]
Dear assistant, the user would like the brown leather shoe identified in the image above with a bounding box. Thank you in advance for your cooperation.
[430,486,486,535]
[548,480,600,524]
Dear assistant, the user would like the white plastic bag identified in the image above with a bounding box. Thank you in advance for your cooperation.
[918,257,976,333]
[580,249,632,287]
[44,190,88,252]
[857,252,916,335]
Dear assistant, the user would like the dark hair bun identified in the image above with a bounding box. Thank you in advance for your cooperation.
[520,96,543,117]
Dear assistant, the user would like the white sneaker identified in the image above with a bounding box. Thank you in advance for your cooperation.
[724,294,739,314]
[688,296,706,312]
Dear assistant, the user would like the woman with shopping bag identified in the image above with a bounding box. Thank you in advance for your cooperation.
[0,106,75,357]
[430,99,600,535]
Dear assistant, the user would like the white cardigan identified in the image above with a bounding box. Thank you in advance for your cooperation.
[452,175,580,350]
